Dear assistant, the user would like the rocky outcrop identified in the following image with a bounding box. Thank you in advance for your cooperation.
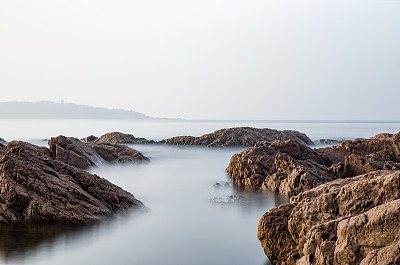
[48,135,148,169]
[0,141,144,224]
[163,127,313,147]
[227,140,333,196]
[96,132,155,144]
[258,170,400,265]
[227,132,400,196]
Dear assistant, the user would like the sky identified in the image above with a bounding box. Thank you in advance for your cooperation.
[0,0,399,120]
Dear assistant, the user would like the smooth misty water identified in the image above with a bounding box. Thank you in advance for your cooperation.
[1,120,400,265]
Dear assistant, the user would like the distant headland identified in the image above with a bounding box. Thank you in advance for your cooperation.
[0,101,155,119]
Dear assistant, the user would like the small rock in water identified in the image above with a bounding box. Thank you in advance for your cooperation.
[213,182,231,189]
[209,195,246,205]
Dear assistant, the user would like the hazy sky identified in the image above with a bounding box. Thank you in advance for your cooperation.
[1,0,399,120]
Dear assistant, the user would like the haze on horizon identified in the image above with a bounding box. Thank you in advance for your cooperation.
[1,0,399,120]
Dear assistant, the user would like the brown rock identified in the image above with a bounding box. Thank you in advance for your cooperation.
[0,141,144,224]
[163,127,314,147]
[87,142,149,163]
[258,170,400,265]
[48,135,148,169]
[96,132,155,144]
[226,140,333,196]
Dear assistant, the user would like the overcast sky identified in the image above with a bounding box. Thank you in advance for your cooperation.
[1,0,399,120]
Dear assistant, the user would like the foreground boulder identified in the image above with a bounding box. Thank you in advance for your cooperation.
[0,141,144,224]
[96,132,155,144]
[163,127,313,147]
[258,170,400,265]
[48,135,148,169]
[227,132,400,196]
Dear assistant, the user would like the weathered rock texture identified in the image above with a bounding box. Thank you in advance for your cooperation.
[258,170,400,265]
[48,135,148,169]
[227,132,400,196]
[163,127,314,147]
[96,132,155,144]
[0,141,144,224]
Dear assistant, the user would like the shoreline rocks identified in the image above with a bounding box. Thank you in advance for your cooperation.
[0,141,145,225]
[258,170,400,265]
[227,132,400,196]
[162,127,314,147]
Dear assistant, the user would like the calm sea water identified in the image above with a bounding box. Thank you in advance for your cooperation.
[1,120,399,265]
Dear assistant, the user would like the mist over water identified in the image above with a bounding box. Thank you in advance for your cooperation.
[0,120,399,264]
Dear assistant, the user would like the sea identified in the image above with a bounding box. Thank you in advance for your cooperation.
[1,120,399,265]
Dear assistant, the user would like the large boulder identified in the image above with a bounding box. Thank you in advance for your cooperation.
[258,170,400,265]
[0,141,144,224]
[96,132,155,144]
[48,135,148,169]
[162,127,314,147]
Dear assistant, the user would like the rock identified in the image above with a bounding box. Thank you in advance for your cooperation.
[48,136,106,169]
[315,139,344,145]
[87,142,149,163]
[82,135,98,143]
[0,138,6,146]
[226,140,334,196]
[319,132,400,164]
[0,141,144,224]
[162,127,314,147]
[48,135,148,169]
[227,132,400,196]
[213,182,231,189]
[257,170,400,265]
[209,195,246,205]
[96,132,154,144]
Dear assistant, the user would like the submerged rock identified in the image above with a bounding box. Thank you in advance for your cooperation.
[162,127,313,147]
[0,141,144,224]
[209,195,246,205]
[48,135,148,169]
[258,170,400,265]
[96,132,155,144]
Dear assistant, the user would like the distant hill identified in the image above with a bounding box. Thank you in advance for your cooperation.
[0,101,154,119]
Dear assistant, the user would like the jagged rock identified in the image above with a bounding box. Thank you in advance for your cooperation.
[87,142,149,163]
[319,132,400,164]
[48,136,105,168]
[48,136,148,169]
[226,140,333,196]
[257,170,400,265]
[82,135,98,143]
[0,138,6,146]
[162,127,314,147]
[315,139,344,145]
[0,141,144,224]
[227,132,400,196]
[96,132,154,144]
